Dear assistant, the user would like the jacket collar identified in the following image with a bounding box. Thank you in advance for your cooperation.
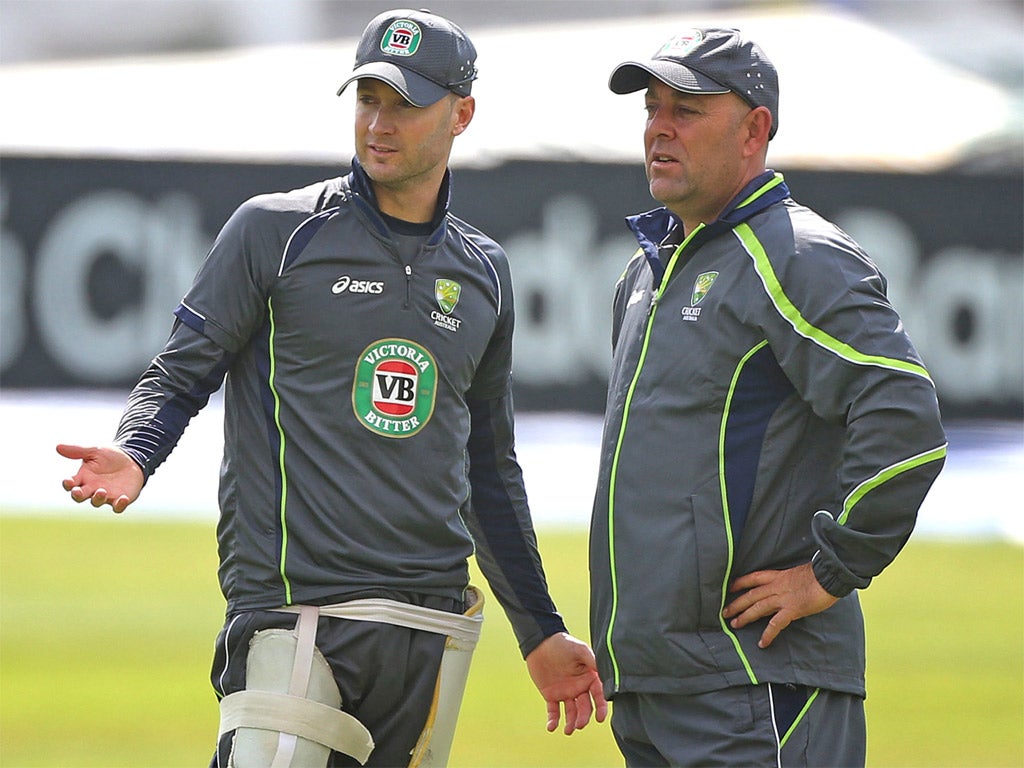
[343,156,452,245]
[626,170,790,269]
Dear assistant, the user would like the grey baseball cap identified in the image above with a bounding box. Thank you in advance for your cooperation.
[609,28,779,139]
[337,8,478,107]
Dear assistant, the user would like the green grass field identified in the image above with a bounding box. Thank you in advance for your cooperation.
[1,516,1021,767]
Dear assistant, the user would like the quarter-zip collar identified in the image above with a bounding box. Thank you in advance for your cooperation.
[626,171,790,283]
[344,156,452,246]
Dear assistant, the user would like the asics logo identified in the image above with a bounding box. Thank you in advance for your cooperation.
[332,276,385,295]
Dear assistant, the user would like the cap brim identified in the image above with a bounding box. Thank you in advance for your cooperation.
[337,62,450,107]
[609,60,730,96]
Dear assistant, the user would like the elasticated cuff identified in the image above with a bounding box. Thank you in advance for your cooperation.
[811,550,871,598]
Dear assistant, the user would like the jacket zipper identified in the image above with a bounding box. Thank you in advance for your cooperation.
[604,223,705,691]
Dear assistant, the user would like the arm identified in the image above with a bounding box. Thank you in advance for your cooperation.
[458,232,606,731]
[463,392,606,734]
[725,222,946,646]
[56,321,232,513]
[56,194,276,513]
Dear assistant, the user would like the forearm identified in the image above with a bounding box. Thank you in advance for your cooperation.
[116,322,232,479]
[811,383,947,596]
[465,394,566,656]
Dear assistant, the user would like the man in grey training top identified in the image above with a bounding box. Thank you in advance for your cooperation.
[58,8,606,767]
[589,26,946,766]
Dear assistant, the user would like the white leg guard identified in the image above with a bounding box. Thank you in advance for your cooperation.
[218,605,375,767]
[408,587,484,767]
[222,588,484,768]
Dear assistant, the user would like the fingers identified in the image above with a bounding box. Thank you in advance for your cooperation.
[590,675,609,723]
[548,676,606,736]
[65,482,129,514]
[545,699,560,733]
[570,691,592,734]
[758,610,794,648]
[561,697,579,735]
[55,443,89,460]
[722,584,775,628]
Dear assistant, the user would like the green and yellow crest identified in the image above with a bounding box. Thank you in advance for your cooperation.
[435,279,461,314]
[691,271,719,305]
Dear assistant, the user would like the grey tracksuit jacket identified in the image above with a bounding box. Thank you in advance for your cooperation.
[115,160,565,656]
[589,171,947,698]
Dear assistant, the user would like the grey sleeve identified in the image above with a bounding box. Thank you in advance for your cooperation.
[464,390,567,657]
[115,321,232,479]
[174,195,286,353]
[757,227,946,597]
[115,195,283,477]
[463,252,567,656]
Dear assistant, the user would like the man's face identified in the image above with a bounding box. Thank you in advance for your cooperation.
[643,77,754,225]
[354,78,467,192]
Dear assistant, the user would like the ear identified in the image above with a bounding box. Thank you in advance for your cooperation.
[452,95,475,136]
[742,106,772,157]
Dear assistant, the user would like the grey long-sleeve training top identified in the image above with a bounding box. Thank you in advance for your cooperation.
[115,160,565,657]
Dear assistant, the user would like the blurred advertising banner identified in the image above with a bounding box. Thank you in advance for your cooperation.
[2,156,1021,417]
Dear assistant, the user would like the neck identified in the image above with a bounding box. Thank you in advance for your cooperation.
[673,167,768,235]
[372,185,437,223]
[372,165,448,224]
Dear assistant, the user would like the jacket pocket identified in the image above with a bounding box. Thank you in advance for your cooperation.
[648,494,721,635]
[690,493,731,629]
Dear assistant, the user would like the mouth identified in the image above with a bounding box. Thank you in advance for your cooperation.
[648,153,678,168]
[367,143,399,158]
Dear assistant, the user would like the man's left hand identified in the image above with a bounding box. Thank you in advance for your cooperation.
[723,562,838,649]
[525,632,608,735]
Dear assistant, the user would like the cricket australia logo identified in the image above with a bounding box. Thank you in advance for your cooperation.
[381,20,422,56]
[353,339,437,437]
[431,278,463,333]
[682,271,718,322]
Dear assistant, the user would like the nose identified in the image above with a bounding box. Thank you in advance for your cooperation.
[646,105,673,139]
[368,106,395,135]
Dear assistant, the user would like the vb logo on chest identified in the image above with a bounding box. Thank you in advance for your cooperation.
[353,339,437,437]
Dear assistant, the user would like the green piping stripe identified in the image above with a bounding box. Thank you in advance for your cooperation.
[718,342,764,686]
[736,171,785,209]
[839,443,947,525]
[734,224,934,383]
[605,224,705,690]
[267,298,293,604]
[779,687,821,748]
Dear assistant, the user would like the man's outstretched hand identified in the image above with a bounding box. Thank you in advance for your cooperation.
[525,632,608,735]
[56,443,143,514]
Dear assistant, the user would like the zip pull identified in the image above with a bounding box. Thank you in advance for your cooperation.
[404,264,412,308]
[648,290,660,317]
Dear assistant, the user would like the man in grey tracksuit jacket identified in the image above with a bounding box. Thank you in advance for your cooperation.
[591,28,946,766]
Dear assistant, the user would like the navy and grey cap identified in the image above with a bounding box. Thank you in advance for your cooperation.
[610,28,779,138]
[337,8,478,107]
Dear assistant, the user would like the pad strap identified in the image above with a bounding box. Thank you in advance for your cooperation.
[271,604,320,766]
[220,690,374,764]
[273,590,483,646]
